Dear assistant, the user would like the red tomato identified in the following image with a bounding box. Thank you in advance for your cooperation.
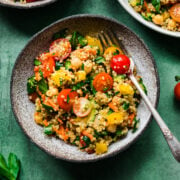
[73,98,92,117]
[57,89,78,111]
[170,3,180,23]
[26,0,37,2]
[110,54,130,74]
[93,72,113,92]
[80,135,86,147]
[41,56,55,78]
[49,38,71,61]
[174,82,180,100]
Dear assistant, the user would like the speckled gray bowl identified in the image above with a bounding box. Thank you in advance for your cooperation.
[0,0,57,9]
[10,15,160,162]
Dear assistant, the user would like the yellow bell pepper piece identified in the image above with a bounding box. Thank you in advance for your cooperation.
[51,69,71,86]
[119,83,134,95]
[76,70,86,82]
[95,142,108,155]
[107,112,124,125]
[85,35,103,54]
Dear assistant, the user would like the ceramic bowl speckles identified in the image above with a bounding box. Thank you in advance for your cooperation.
[118,0,180,38]
[0,0,57,9]
[10,15,160,162]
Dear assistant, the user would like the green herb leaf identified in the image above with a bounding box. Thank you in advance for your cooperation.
[116,129,122,136]
[107,109,114,115]
[152,0,161,12]
[8,153,21,180]
[65,60,71,70]
[78,35,88,47]
[72,136,80,145]
[175,75,180,82]
[38,79,48,94]
[132,117,140,133]
[103,87,108,92]
[94,56,105,64]
[82,136,91,146]
[52,28,68,40]
[67,95,70,103]
[55,61,63,70]
[42,104,54,112]
[122,102,130,110]
[27,76,37,94]
[113,49,120,55]
[44,125,53,135]
[139,78,147,95]
[0,153,21,180]
[81,63,84,70]
[34,59,41,66]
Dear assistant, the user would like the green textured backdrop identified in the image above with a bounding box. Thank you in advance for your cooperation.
[0,0,180,179]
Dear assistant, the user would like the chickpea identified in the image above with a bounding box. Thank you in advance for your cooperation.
[107,124,117,133]
[167,19,176,30]
[84,60,93,74]
[46,87,58,97]
[70,57,82,70]
[34,112,43,125]
[152,15,164,25]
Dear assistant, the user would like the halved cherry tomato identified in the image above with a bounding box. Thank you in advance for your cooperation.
[73,98,92,117]
[174,82,180,100]
[93,72,113,92]
[104,46,123,57]
[57,89,78,112]
[110,54,130,74]
[41,56,55,78]
[170,3,180,23]
[49,38,71,61]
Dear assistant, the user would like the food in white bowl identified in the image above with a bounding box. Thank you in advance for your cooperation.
[129,0,180,32]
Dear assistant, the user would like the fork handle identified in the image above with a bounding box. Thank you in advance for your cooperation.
[130,74,180,162]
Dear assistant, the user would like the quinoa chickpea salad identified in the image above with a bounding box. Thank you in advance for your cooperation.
[129,0,180,32]
[27,29,147,155]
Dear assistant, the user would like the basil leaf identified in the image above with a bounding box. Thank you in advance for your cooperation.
[38,79,48,94]
[34,59,41,66]
[107,109,114,115]
[0,154,12,180]
[27,76,37,94]
[8,153,20,180]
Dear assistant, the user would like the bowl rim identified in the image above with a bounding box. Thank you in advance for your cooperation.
[0,0,57,9]
[118,0,180,38]
[10,14,160,163]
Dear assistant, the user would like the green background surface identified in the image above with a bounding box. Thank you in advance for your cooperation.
[0,0,180,179]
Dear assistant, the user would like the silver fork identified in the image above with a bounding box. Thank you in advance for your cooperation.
[98,30,180,162]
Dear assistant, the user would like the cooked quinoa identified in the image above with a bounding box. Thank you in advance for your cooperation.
[129,0,180,32]
[27,30,147,155]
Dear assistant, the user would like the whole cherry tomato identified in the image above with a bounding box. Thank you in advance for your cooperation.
[170,3,180,23]
[93,72,113,92]
[174,82,180,100]
[110,54,130,74]
[57,89,78,111]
